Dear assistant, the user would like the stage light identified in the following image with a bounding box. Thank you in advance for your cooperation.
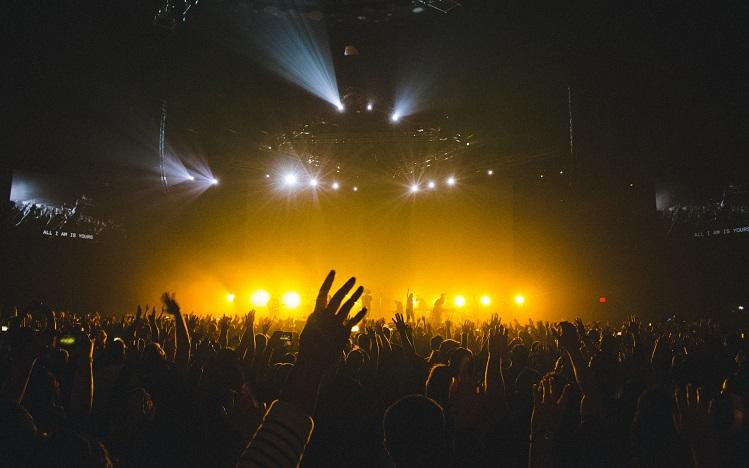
[739,305,745,311]
[309,178,319,187]
[390,112,401,123]
[466,142,470,146]
[454,295,466,308]
[487,170,494,176]
[252,13,341,109]
[366,103,373,111]
[353,186,358,192]
[283,291,301,309]
[351,325,360,333]
[410,183,419,193]
[446,176,456,186]
[412,6,425,13]
[336,103,345,112]
[514,295,525,306]
[251,290,271,307]
[210,178,219,185]
[332,182,340,190]
[284,173,298,186]
[265,174,271,178]
[559,170,564,175]
[187,175,195,181]
[226,293,235,303]
[599,297,607,304]
[480,295,491,306]
[428,181,436,189]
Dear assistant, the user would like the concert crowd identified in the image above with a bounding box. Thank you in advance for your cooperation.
[1,271,747,467]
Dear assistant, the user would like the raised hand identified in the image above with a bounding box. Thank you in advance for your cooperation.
[260,318,272,335]
[674,384,715,443]
[161,293,180,315]
[219,315,231,331]
[488,324,508,356]
[391,312,407,332]
[245,310,255,328]
[557,321,579,351]
[531,374,572,438]
[298,270,367,371]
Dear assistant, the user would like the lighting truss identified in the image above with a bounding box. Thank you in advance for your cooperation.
[417,0,462,14]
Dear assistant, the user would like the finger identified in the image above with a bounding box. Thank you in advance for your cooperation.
[557,384,572,407]
[674,387,685,415]
[337,286,364,320]
[316,270,336,312]
[345,308,368,328]
[327,277,356,315]
[532,384,541,407]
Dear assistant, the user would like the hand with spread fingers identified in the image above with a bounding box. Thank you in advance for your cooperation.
[298,270,368,372]
[281,270,368,415]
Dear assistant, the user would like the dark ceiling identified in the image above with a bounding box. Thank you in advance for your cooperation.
[5,1,749,183]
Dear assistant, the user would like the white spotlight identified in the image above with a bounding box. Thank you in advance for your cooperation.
[187,175,195,181]
[336,103,345,112]
[366,103,373,111]
[428,181,436,189]
[332,182,340,190]
[210,178,219,185]
[309,178,318,187]
[410,183,419,193]
[284,174,298,186]
[446,176,456,186]
[353,186,358,192]
[390,112,401,123]
[487,170,494,176]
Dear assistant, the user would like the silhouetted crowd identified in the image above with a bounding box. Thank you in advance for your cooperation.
[1,271,748,467]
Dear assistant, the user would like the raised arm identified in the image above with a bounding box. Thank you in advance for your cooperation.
[558,321,599,405]
[68,334,94,427]
[392,313,415,356]
[238,270,367,468]
[161,292,191,372]
[238,310,256,361]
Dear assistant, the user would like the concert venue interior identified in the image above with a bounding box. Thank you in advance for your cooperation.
[5,1,748,319]
[0,0,749,466]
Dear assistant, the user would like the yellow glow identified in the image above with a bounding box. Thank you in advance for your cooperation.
[454,295,466,308]
[351,325,360,333]
[514,294,525,305]
[282,291,301,309]
[226,293,235,303]
[480,295,491,306]
[251,290,271,307]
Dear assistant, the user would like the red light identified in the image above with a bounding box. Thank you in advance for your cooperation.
[599,297,607,303]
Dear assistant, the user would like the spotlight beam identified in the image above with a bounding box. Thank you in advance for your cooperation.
[252,14,341,108]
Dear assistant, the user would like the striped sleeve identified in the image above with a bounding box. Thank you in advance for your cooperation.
[237,400,314,468]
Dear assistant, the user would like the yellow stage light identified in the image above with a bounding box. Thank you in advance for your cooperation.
[514,294,525,305]
[480,295,491,306]
[454,295,466,308]
[351,325,360,333]
[251,290,271,307]
[283,291,301,309]
[226,293,236,303]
